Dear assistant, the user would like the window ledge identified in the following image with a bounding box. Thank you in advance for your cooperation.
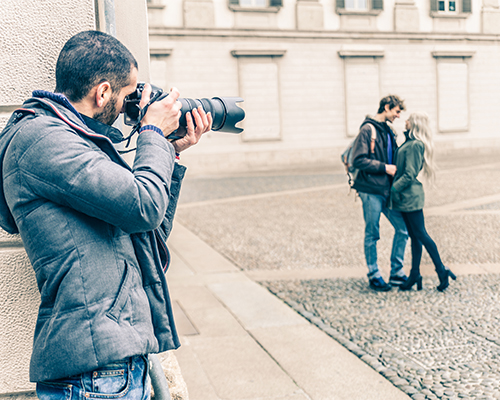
[432,50,475,58]
[229,5,281,12]
[338,49,384,57]
[336,9,382,16]
[150,48,173,57]
[430,11,470,18]
[231,49,287,57]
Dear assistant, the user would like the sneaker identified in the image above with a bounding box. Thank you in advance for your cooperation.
[369,277,392,292]
[389,275,408,287]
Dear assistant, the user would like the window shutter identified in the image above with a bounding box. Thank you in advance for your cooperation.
[336,0,345,9]
[430,0,438,12]
[462,0,471,13]
[270,0,282,6]
[229,0,238,5]
[372,0,383,10]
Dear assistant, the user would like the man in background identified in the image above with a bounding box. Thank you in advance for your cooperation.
[351,95,409,291]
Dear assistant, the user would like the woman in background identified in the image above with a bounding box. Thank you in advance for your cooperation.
[390,112,456,292]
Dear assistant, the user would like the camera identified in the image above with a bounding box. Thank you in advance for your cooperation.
[123,83,245,140]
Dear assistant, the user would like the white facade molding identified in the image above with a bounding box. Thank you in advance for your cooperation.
[150,48,173,56]
[231,49,287,57]
[338,49,384,57]
[228,5,281,12]
[338,46,385,58]
[431,50,476,57]
[336,9,382,15]
[150,26,500,41]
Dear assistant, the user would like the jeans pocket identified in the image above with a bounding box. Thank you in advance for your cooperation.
[86,362,130,398]
[36,381,72,400]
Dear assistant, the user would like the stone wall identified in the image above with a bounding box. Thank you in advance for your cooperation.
[0,1,96,394]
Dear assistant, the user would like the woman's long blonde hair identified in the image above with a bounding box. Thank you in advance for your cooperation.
[407,112,436,183]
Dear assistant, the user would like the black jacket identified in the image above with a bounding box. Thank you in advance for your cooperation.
[351,116,398,198]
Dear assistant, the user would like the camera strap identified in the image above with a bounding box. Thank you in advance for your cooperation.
[120,89,165,152]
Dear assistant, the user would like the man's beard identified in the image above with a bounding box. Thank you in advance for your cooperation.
[94,95,120,126]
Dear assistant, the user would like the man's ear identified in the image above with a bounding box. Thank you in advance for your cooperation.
[95,81,112,108]
[384,104,391,113]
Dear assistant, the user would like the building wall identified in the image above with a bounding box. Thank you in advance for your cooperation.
[148,0,500,173]
[0,2,96,394]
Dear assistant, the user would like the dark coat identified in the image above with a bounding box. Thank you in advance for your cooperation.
[351,117,398,198]
[390,138,426,212]
[0,93,182,382]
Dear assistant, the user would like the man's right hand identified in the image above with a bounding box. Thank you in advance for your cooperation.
[139,84,182,137]
[385,164,397,176]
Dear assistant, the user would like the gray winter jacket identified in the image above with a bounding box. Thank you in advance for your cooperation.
[0,92,183,382]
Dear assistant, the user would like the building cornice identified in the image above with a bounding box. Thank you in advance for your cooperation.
[149,26,500,42]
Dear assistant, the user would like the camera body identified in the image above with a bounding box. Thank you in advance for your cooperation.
[123,83,245,140]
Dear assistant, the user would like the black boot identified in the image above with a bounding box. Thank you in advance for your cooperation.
[436,267,456,292]
[400,269,422,291]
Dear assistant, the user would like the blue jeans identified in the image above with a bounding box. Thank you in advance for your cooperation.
[36,356,150,400]
[359,192,408,279]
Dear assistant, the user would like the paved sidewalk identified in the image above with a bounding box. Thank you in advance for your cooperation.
[167,223,412,400]
[167,150,500,399]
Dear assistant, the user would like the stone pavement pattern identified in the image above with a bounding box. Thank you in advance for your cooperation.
[168,150,500,400]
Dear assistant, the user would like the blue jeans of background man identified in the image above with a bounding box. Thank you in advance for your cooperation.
[36,356,150,400]
[359,192,408,279]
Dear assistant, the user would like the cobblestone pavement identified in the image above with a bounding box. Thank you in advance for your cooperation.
[176,149,500,400]
[264,276,500,400]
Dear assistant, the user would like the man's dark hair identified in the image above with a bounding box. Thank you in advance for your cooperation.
[55,30,138,102]
[377,95,406,114]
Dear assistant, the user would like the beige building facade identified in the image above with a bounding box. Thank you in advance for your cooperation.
[148,0,500,173]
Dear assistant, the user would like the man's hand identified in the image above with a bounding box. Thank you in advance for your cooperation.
[139,84,182,136]
[385,164,397,176]
[171,106,213,153]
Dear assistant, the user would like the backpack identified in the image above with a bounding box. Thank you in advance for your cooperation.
[340,123,377,187]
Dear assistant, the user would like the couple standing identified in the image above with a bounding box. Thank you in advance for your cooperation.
[350,95,456,292]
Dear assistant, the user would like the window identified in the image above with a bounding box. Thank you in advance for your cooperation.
[345,0,368,11]
[430,0,471,14]
[336,0,383,13]
[228,0,282,9]
[231,50,286,141]
[438,0,457,12]
[338,49,384,137]
[432,51,475,132]
[239,0,267,6]
[437,62,468,131]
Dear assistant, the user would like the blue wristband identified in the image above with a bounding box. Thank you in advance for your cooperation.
[139,125,164,137]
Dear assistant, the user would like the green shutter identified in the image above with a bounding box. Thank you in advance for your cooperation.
[372,0,383,10]
[462,0,471,13]
[336,0,345,9]
[430,0,438,11]
[229,0,239,5]
[270,0,282,6]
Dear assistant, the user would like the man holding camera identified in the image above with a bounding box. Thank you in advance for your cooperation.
[351,95,409,291]
[0,30,211,399]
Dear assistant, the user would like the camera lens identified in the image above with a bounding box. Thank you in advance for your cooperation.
[178,97,244,134]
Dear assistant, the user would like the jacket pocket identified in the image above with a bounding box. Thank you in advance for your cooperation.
[106,261,131,323]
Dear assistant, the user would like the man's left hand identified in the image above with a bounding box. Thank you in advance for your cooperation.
[171,107,212,153]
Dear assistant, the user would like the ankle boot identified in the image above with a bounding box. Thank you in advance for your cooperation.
[436,266,456,292]
[400,269,422,291]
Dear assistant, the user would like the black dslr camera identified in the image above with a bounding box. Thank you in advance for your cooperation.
[123,83,245,140]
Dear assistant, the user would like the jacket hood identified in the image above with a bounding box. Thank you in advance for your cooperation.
[0,92,125,234]
[360,115,392,133]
